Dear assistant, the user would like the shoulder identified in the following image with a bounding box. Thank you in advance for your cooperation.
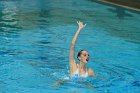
[87,68,96,77]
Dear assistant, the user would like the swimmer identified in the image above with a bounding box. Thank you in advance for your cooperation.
[69,21,95,78]
[52,21,96,89]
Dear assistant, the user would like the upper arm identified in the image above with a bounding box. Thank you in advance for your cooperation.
[69,45,77,75]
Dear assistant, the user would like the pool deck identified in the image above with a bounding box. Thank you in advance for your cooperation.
[97,0,140,12]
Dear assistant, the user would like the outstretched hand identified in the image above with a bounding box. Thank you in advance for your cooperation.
[77,21,86,30]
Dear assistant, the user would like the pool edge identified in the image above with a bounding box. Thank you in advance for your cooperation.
[97,0,140,12]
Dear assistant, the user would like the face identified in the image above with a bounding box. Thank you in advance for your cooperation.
[78,51,89,64]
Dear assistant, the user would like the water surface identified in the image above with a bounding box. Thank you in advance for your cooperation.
[0,0,140,93]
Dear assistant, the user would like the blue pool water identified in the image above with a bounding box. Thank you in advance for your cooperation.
[0,0,140,93]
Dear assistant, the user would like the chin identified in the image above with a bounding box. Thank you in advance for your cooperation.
[84,61,88,64]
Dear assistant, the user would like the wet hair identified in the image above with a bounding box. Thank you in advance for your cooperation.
[77,50,85,60]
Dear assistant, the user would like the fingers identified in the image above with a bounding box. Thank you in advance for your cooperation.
[84,23,87,27]
[77,21,82,24]
[77,21,86,26]
[77,21,79,24]
[77,21,86,29]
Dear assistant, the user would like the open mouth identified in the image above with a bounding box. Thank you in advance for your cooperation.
[86,58,89,61]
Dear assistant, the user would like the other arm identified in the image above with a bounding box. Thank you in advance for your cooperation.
[88,68,106,81]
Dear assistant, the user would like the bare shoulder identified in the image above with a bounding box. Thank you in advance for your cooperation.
[87,68,96,77]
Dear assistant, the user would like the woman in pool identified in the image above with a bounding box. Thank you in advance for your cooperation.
[69,21,95,78]
[52,21,96,89]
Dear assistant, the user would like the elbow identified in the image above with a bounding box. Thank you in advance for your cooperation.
[71,42,75,47]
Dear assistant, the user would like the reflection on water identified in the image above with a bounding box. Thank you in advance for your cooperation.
[0,1,21,31]
[88,0,140,44]
[1,0,139,44]
[107,6,133,19]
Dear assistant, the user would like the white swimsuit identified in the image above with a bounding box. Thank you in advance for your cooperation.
[71,68,88,78]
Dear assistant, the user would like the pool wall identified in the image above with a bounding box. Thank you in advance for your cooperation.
[96,0,140,11]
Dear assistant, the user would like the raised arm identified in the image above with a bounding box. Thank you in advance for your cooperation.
[69,21,86,75]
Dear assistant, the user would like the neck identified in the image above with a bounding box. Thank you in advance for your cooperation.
[79,61,85,69]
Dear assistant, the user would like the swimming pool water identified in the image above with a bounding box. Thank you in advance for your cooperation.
[0,0,140,93]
